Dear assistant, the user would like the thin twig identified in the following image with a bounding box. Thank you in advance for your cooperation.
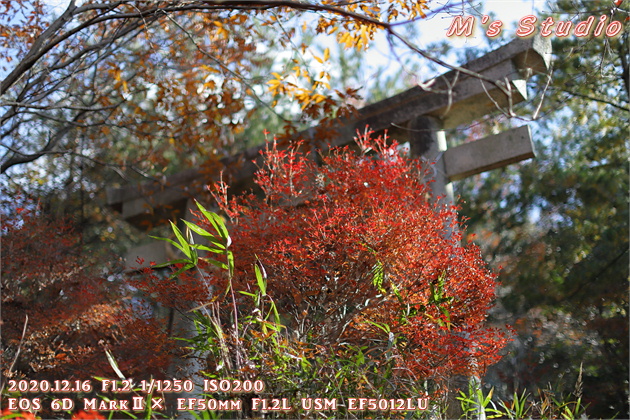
[2,315,29,390]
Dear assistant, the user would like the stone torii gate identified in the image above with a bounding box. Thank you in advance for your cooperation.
[107,36,551,418]
[107,35,550,267]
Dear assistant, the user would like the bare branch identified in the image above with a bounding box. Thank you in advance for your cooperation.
[1,110,87,174]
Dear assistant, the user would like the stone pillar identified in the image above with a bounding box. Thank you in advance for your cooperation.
[408,116,453,205]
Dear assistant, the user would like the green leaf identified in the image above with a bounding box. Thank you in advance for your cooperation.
[169,220,192,259]
[170,263,195,279]
[182,220,226,250]
[371,260,385,292]
[269,301,281,325]
[358,348,366,364]
[227,250,234,276]
[182,218,213,237]
[105,349,125,380]
[365,319,390,334]
[484,387,494,406]
[200,257,228,271]
[190,243,225,254]
[255,263,267,295]
[151,258,193,269]
[149,234,187,256]
[195,200,231,246]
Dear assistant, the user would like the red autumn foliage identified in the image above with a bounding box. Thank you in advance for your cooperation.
[1,203,173,392]
[198,130,511,384]
[71,410,105,419]
[0,408,37,419]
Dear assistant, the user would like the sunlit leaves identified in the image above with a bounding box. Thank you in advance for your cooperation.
[2,0,434,180]
[207,130,509,385]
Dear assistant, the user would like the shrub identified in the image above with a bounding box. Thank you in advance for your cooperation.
[143,130,511,418]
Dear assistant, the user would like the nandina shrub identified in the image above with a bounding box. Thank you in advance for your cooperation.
[200,130,511,389]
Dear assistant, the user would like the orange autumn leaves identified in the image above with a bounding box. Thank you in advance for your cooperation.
[1,0,435,176]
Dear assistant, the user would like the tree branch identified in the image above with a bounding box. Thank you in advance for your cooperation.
[559,88,629,112]
[1,110,87,174]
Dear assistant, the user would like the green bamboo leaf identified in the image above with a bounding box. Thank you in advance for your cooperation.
[190,243,225,254]
[484,387,494,406]
[195,200,231,246]
[269,301,281,325]
[371,260,385,292]
[105,349,126,380]
[170,263,195,279]
[182,220,226,250]
[227,250,234,276]
[356,349,365,364]
[182,219,214,238]
[255,263,267,296]
[365,319,390,334]
[149,234,187,256]
[260,319,283,332]
[188,242,198,266]
[210,213,232,247]
[440,306,451,320]
[200,257,228,271]
[386,279,401,304]
[169,220,192,258]
[151,258,193,269]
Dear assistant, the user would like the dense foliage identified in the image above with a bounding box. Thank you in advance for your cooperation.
[455,1,628,417]
[1,202,174,418]
[131,131,512,418]
[214,131,510,379]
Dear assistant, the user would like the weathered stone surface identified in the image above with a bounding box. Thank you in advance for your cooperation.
[444,125,535,181]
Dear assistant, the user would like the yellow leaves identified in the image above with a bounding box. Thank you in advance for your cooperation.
[294,88,312,105]
[404,1,428,19]
[267,65,332,111]
[294,88,325,107]
[267,72,286,96]
[358,24,371,50]
[293,66,301,78]
[337,31,353,49]
[200,64,220,75]
[205,79,217,91]
[229,14,248,25]
[313,48,329,65]
[336,22,378,51]
[213,21,228,38]
[312,93,327,104]
[112,68,129,94]
[266,39,335,111]
[317,71,331,90]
